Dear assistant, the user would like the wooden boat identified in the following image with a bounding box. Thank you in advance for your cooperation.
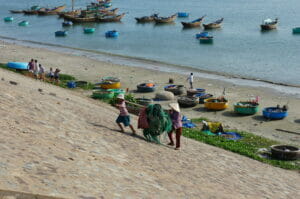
[178,96,198,108]
[58,10,81,18]
[292,27,300,34]
[181,16,205,28]
[164,85,185,95]
[135,14,158,23]
[95,77,121,89]
[234,101,259,115]
[204,97,228,110]
[100,8,119,16]
[262,106,288,119]
[97,13,125,22]
[23,6,43,15]
[137,83,156,92]
[261,18,278,30]
[64,14,96,23]
[9,10,24,14]
[37,5,66,15]
[203,18,224,29]
[154,14,177,23]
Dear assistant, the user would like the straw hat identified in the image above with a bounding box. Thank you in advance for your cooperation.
[117,94,124,100]
[169,103,180,112]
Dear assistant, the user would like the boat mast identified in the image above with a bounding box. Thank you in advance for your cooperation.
[71,0,74,11]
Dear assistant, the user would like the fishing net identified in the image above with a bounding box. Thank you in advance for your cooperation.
[143,104,172,144]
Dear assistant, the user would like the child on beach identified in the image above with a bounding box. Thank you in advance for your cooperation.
[54,68,60,84]
[168,103,182,150]
[115,94,136,134]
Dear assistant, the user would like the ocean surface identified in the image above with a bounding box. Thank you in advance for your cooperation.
[0,0,300,86]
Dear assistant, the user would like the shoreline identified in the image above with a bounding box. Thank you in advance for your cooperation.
[1,35,300,97]
[1,38,300,146]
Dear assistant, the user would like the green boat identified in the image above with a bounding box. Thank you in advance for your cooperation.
[92,89,114,99]
[108,89,126,97]
[4,17,13,22]
[84,28,95,34]
[234,102,259,115]
[292,27,300,34]
[18,20,29,26]
[199,36,213,44]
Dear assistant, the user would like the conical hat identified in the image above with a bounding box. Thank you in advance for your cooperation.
[169,103,180,112]
[117,94,124,99]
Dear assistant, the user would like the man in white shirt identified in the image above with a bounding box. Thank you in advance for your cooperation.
[187,73,194,89]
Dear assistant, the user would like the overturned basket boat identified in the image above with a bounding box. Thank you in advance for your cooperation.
[137,83,156,92]
[234,101,259,115]
[164,85,185,95]
[178,96,198,108]
[187,88,206,96]
[135,98,153,106]
[262,107,288,119]
[204,98,228,110]
[270,145,299,160]
[195,93,213,104]
[95,77,121,89]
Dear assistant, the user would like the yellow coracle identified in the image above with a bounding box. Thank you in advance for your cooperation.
[99,81,121,89]
[204,98,229,110]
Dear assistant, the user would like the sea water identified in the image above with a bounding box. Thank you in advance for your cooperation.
[0,0,300,86]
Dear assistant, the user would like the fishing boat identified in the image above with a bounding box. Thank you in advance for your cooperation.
[203,18,224,29]
[37,5,66,15]
[164,85,185,95]
[154,14,177,23]
[135,13,158,23]
[9,10,24,14]
[62,21,73,27]
[181,15,205,28]
[55,30,68,37]
[7,62,28,70]
[95,77,121,89]
[4,17,13,22]
[260,18,278,30]
[105,30,119,37]
[187,88,206,96]
[84,28,95,34]
[292,27,300,34]
[195,93,213,104]
[196,31,213,43]
[137,83,156,92]
[204,97,228,110]
[23,6,44,15]
[100,8,119,16]
[262,106,288,119]
[177,12,189,18]
[18,20,29,26]
[234,101,259,115]
[58,10,81,18]
[64,14,96,23]
[178,96,198,108]
[97,13,125,22]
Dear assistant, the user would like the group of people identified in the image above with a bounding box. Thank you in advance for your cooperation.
[115,94,182,150]
[27,59,61,83]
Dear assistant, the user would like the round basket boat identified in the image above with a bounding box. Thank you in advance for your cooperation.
[164,85,185,95]
[204,98,228,110]
[195,93,213,104]
[108,88,125,97]
[18,20,29,26]
[91,89,114,99]
[234,102,259,115]
[75,81,88,87]
[135,98,153,106]
[178,96,198,108]
[55,30,68,37]
[96,77,121,89]
[270,145,299,160]
[84,28,95,34]
[137,83,155,92]
[187,88,206,96]
[262,107,288,119]
[4,17,13,22]
[105,30,119,38]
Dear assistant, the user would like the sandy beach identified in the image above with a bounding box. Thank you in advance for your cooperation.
[0,40,300,146]
[0,57,300,199]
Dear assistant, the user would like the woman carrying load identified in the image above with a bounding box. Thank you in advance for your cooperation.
[168,103,182,150]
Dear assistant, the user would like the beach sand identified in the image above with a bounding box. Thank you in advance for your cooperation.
[0,40,299,146]
[0,62,300,199]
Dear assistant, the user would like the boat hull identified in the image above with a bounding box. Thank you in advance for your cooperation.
[204,98,228,110]
[7,62,28,70]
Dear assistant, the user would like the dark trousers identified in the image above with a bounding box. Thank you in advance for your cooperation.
[168,127,182,148]
[189,82,193,89]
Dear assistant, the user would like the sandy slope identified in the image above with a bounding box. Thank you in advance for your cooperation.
[0,67,299,198]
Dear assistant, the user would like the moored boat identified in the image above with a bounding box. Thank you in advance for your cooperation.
[97,13,125,22]
[18,20,29,26]
[84,28,95,34]
[292,27,300,34]
[23,5,42,15]
[37,5,66,15]
[234,101,259,115]
[203,18,223,29]
[181,15,205,28]
[105,30,119,37]
[204,97,228,110]
[135,13,158,23]
[9,10,23,14]
[4,17,13,22]
[154,14,177,23]
[262,106,288,119]
[164,85,185,95]
[260,18,278,30]
[177,12,189,18]
[95,77,121,89]
[62,21,73,27]
[55,30,68,37]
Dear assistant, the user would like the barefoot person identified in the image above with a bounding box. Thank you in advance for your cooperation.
[168,103,182,150]
[187,72,194,89]
[115,94,136,134]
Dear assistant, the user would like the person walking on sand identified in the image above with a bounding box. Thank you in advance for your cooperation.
[33,60,39,79]
[115,94,136,135]
[49,67,54,82]
[54,68,60,85]
[187,73,194,89]
[38,64,45,81]
[168,103,182,150]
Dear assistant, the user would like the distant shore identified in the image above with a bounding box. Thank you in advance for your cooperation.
[1,38,300,146]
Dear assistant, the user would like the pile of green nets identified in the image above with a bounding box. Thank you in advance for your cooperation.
[143,104,172,144]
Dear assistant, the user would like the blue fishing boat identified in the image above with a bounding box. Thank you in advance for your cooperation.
[62,21,73,27]
[137,83,156,92]
[84,28,95,34]
[263,107,288,119]
[178,12,189,18]
[105,30,119,38]
[196,32,213,44]
[4,17,13,22]
[55,30,68,37]
[18,20,29,26]
[6,62,28,70]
